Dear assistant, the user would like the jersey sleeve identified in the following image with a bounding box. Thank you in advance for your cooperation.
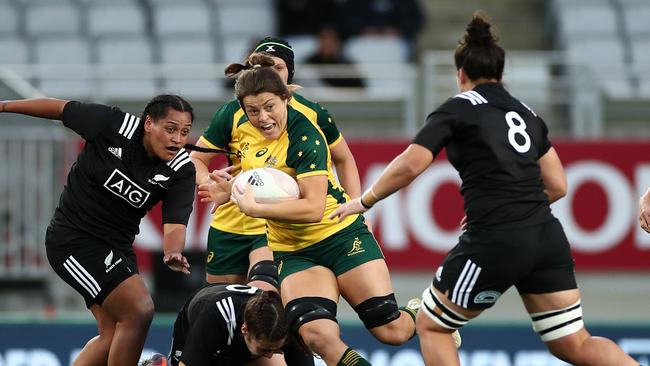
[286,120,329,179]
[201,102,238,149]
[314,103,342,147]
[412,109,456,156]
[62,101,123,141]
[536,116,552,159]
[162,163,196,225]
[180,303,229,366]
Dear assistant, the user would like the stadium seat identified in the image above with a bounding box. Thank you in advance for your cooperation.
[284,35,318,64]
[86,2,146,38]
[24,1,81,37]
[502,54,551,107]
[212,0,275,39]
[151,1,211,37]
[0,1,19,36]
[33,37,93,98]
[95,36,157,99]
[566,37,632,99]
[622,3,650,37]
[0,37,29,65]
[158,36,221,99]
[555,2,618,43]
[343,35,411,96]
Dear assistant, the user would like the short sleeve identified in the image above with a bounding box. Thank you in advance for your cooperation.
[314,104,342,147]
[162,164,196,225]
[62,101,123,141]
[412,110,456,156]
[287,119,329,179]
[537,116,552,159]
[202,102,238,149]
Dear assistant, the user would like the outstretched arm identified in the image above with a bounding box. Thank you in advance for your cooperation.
[330,143,434,220]
[1,98,69,120]
[162,223,190,275]
[330,137,362,198]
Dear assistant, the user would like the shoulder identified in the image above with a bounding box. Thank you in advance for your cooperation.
[287,107,321,137]
[165,148,195,176]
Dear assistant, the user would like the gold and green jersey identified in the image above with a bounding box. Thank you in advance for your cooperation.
[199,93,346,236]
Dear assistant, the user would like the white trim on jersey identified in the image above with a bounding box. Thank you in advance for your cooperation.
[455,90,488,106]
[63,255,101,298]
[520,101,538,117]
[215,297,237,345]
[451,259,482,307]
[118,113,141,140]
[167,148,192,171]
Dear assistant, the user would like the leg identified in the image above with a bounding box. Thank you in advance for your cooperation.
[338,259,414,345]
[101,274,155,366]
[206,229,266,284]
[281,267,365,366]
[522,289,638,366]
[207,272,246,284]
[417,286,481,366]
[246,246,279,291]
[72,305,116,366]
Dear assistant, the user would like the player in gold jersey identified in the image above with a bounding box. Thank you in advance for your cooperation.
[198,54,419,366]
[190,37,360,289]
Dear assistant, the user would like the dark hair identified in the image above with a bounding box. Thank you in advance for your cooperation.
[244,291,288,343]
[226,53,291,106]
[253,36,295,83]
[140,94,194,123]
[454,12,505,81]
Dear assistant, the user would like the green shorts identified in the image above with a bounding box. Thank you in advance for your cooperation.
[274,216,384,283]
[206,227,267,276]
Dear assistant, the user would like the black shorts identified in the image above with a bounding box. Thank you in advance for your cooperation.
[433,218,577,310]
[45,225,138,308]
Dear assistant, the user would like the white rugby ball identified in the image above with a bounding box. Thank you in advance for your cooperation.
[233,167,300,203]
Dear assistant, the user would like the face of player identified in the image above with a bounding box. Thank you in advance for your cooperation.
[143,108,193,161]
[268,55,289,84]
[242,92,289,140]
[243,332,285,359]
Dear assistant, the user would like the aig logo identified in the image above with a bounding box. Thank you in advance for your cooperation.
[103,169,150,208]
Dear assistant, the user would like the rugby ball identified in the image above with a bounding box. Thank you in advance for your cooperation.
[233,167,300,203]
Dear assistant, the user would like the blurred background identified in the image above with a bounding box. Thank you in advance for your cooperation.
[1,0,649,365]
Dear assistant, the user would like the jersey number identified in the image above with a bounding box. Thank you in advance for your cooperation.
[505,111,531,153]
[225,284,258,294]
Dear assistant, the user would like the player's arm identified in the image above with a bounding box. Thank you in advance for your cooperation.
[233,174,328,223]
[162,223,190,274]
[538,147,566,203]
[1,98,68,119]
[189,137,223,186]
[330,137,361,198]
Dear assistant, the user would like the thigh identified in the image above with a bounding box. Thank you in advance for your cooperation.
[101,274,153,321]
[46,233,138,308]
[338,259,394,307]
[280,266,339,304]
[206,227,266,276]
[521,288,582,314]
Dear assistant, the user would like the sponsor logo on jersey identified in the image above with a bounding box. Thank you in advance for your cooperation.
[147,174,170,188]
[264,155,278,167]
[107,147,122,159]
[104,250,123,273]
[255,147,269,157]
[473,290,501,304]
[247,171,264,186]
[347,237,365,256]
[103,169,151,208]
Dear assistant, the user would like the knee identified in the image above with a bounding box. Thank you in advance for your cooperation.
[285,297,338,353]
[299,321,340,352]
[125,296,155,329]
[353,294,409,345]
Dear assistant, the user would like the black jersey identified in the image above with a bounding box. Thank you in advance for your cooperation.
[49,102,195,250]
[171,283,262,366]
[413,83,552,229]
